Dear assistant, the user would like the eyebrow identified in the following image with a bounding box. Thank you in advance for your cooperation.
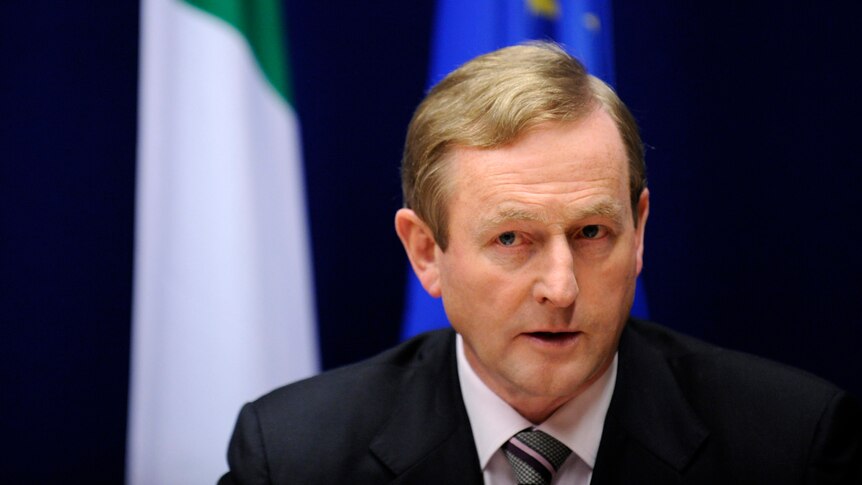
[481,198,626,230]
[568,199,626,222]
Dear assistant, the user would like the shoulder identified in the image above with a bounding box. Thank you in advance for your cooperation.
[222,329,458,484]
[624,319,843,406]
[253,327,455,419]
[618,319,862,482]
[249,328,454,443]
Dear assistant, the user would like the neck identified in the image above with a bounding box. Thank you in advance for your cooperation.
[512,396,574,424]
[461,340,614,425]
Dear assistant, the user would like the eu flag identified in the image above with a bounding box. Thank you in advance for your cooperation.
[402,0,647,339]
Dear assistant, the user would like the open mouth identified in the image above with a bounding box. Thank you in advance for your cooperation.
[526,331,579,343]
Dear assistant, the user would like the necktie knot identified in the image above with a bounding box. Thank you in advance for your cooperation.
[502,429,572,484]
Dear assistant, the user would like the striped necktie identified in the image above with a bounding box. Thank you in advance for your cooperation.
[502,428,572,485]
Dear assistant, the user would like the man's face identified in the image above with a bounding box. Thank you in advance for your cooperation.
[436,109,648,416]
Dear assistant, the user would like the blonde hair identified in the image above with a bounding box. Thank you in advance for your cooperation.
[401,42,646,249]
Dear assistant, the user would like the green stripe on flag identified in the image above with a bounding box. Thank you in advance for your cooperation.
[184,0,294,104]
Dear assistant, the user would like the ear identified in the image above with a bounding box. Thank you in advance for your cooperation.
[394,208,443,297]
[634,188,650,275]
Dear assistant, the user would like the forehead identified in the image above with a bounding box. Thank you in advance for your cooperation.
[444,110,629,220]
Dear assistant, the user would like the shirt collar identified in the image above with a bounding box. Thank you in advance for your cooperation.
[456,333,617,470]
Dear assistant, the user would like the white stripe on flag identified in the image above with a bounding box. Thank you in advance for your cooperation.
[128,1,318,483]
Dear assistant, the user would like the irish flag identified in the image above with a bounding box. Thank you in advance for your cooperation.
[127,0,318,483]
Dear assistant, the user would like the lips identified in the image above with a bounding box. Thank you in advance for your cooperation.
[524,331,580,344]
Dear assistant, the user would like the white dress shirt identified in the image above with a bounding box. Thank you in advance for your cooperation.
[456,334,617,485]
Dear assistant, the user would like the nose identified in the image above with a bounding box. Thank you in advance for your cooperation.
[533,238,579,307]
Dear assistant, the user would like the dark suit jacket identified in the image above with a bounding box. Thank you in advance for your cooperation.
[219,319,861,484]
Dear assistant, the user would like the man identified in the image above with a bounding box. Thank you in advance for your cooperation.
[220,42,861,484]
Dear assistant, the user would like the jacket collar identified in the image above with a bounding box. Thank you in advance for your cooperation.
[368,330,483,484]
[367,321,709,483]
[593,320,709,482]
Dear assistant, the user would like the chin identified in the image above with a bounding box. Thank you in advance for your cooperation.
[515,371,590,400]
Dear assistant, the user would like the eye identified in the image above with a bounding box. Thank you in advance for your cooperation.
[497,231,518,246]
[580,225,604,239]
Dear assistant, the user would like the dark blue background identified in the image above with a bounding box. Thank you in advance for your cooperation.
[2,1,859,481]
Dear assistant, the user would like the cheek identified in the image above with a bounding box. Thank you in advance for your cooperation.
[443,254,512,299]
[577,244,639,305]
[441,262,529,334]
[602,236,640,277]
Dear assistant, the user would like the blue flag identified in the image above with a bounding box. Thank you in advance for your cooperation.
[402,0,647,339]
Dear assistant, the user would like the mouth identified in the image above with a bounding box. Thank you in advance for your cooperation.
[523,331,580,346]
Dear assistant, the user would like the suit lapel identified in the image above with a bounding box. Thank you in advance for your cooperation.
[369,331,483,484]
[366,322,708,484]
[592,320,709,484]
